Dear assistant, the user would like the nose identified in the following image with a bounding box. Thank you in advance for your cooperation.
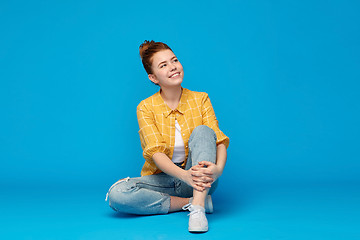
[170,62,177,71]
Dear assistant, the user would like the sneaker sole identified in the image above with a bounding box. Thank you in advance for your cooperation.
[189,227,208,233]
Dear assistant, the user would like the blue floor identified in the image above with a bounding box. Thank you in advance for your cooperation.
[1,183,359,240]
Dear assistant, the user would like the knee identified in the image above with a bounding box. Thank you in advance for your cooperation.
[108,181,137,212]
[190,125,217,141]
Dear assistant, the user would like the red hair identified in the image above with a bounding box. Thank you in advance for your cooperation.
[139,40,173,75]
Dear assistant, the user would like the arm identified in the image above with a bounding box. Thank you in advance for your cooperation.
[215,143,227,173]
[152,152,187,180]
[201,93,230,148]
[137,103,171,160]
[152,152,212,191]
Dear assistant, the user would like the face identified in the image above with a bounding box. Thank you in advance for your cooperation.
[148,49,184,88]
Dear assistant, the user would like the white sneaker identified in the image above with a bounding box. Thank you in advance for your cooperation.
[182,204,208,233]
[189,195,213,214]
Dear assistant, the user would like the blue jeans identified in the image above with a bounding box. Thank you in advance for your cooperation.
[106,125,219,215]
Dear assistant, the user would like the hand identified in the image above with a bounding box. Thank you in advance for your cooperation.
[197,161,222,183]
[190,164,215,189]
[182,167,213,192]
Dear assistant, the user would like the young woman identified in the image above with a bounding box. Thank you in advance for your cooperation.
[105,40,229,233]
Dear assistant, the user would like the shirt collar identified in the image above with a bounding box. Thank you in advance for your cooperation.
[156,87,188,118]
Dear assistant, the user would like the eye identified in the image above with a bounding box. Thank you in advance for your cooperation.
[160,64,166,68]
[173,59,178,62]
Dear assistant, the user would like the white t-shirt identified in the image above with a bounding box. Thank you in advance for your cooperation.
[172,119,186,163]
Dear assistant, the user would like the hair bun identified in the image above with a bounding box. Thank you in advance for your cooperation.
[139,40,155,59]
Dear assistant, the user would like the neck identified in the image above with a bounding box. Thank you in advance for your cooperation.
[160,86,183,109]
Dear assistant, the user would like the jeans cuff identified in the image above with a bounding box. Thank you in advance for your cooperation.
[161,194,171,214]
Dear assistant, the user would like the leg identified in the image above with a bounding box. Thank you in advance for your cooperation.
[181,125,218,232]
[106,173,179,215]
[186,125,218,207]
[169,196,190,212]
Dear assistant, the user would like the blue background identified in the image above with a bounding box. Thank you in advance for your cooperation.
[1,0,359,239]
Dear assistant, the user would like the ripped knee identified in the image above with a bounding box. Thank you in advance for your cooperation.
[105,177,131,202]
[106,178,140,211]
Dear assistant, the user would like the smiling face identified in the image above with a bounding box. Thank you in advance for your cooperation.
[148,49,184,88]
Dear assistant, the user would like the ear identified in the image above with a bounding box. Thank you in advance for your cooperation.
[148,74,159,85]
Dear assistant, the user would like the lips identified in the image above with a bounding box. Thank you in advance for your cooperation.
[169,72,180,78]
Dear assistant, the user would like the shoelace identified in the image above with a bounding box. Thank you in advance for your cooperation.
[182,203,192,211]
[188,209,202,217]
[182,203,203,217]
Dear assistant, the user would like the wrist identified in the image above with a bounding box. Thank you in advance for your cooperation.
[178,168,188,182]
[216,164,224,177]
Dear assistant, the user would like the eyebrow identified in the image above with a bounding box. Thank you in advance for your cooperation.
[157,56,177,67]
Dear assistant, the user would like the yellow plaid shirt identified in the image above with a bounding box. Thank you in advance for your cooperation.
[137,87,230,176]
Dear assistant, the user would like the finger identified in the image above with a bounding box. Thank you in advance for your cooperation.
[191,171,201,177]
[199,182,212,188]
[191,169,202,175]
[191,171,209,177]
[193,178,205,184]
[204,177,214,183]
[193,163,213,171]
[193,177,206,183]
[192,176,214,184]
[199,168,213,175]
[193,175,213,182]
[193,181,213,188]
[197,163,208,168]
[191,165,202,171]
[199,161,214,167]
[193,168,213,176]
[202,177,214,184]
[194,184,205,192]
[192,173,211,180]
